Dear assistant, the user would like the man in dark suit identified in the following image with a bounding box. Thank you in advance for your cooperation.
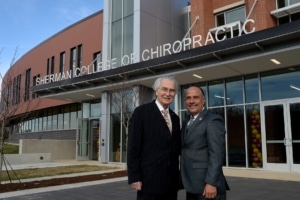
[181,86,229,200]
[127,76,181,200]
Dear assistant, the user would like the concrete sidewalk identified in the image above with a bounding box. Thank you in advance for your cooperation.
[1,160,300,199]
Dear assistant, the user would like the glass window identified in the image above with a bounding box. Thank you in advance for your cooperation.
[291,0,300,4]
[91,99,101,118]
[216,6,246,26]
[291,12,300,21]
[226,7,245,24]
[70,47,76,72]
[111,20,122,67]
[121,112,130,162]
[38,117,43,131]
[227,106,246,167]
[24,68,31,101]
[111,0,134,68]
[31,119,36,132]
[112,0,122,21]
[64,106,70,129]
[35,118,39,132]
[82,102,90,118]
[277,0,300,8]
[261,67,300,101]
[57,107,63,130]
[124,0,134,17]
[245,74,259,103]
[51,56,55,75]
[52,108,58,130]
[77,44,82,69]
[93,51,102,72]
[110,114,121,162]
[123,15,134,61]
[208,80,224,107]
[43,113,47,131]
[59,52,65,73]
[70,104,78,129]
[225,77,243,105]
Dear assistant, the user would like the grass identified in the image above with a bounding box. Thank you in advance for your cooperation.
[3,144,19,154]
[0,165,116,182]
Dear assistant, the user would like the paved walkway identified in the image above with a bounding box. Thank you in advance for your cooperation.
[1,160,300,199]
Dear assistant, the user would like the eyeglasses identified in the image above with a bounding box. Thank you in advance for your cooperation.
[159,87,176,94]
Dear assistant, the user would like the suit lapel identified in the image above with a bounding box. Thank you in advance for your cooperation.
[184,109,208,142]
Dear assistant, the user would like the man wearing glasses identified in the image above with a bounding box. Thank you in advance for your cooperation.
[127,76,181,200]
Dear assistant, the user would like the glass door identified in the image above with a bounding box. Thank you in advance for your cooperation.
[261,100,300,172]
[289,101,300,172]
[77,118,90,160]
[76,118,100,161]
[90,119,100,161]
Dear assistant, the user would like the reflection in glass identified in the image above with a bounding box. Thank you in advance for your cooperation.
[261,68,300,101]
[123,15,134,59]
[245,74,259,103]
[63,106,70,129]
[267,143,286,163]
[226,6,246,23]
[225,77,243,105]
[57,107,64,130]
[122,113,131,162]
[227,106,246,167]
[208,80,224,107]
[264,104,286,163]
[90,99,101,118]
[91,120,100,160]
[82,102,90,118]
[290,102,300,164]
[246,105,262,168]
[265,105,285,140]
[110,114,121,162]
[77,119,89,157]
[111,20,122,67]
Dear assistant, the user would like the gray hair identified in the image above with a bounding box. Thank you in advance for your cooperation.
[152,76,179,92]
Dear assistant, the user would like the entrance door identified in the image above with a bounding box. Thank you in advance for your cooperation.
[76,118,100,161]
[261,100,300,172]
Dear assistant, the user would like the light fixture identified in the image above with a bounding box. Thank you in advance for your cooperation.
[86,94,95,97]
[214,95,230,100]
[193,74,203,79]
[270,59,281,65]
[290,85,300,91]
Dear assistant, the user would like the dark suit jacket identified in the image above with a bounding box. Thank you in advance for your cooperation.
[180,108,229,194]
[127,100,181,194]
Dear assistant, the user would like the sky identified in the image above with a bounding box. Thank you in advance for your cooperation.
[0,0,103,77]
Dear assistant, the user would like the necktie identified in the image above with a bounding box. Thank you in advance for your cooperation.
[187,115,194,127]
[162,109,172,132]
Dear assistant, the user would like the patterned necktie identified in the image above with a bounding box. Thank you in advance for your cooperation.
[162,109,172,132]
[187,115,194,127]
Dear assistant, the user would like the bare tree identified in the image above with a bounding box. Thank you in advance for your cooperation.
[108,74,153,164]
[0,48,41,183]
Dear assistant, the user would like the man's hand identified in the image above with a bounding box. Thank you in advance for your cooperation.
[202,183,217,199]
[131,181,142,191]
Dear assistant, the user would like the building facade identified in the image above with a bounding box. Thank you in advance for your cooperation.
[1,0,300,172]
